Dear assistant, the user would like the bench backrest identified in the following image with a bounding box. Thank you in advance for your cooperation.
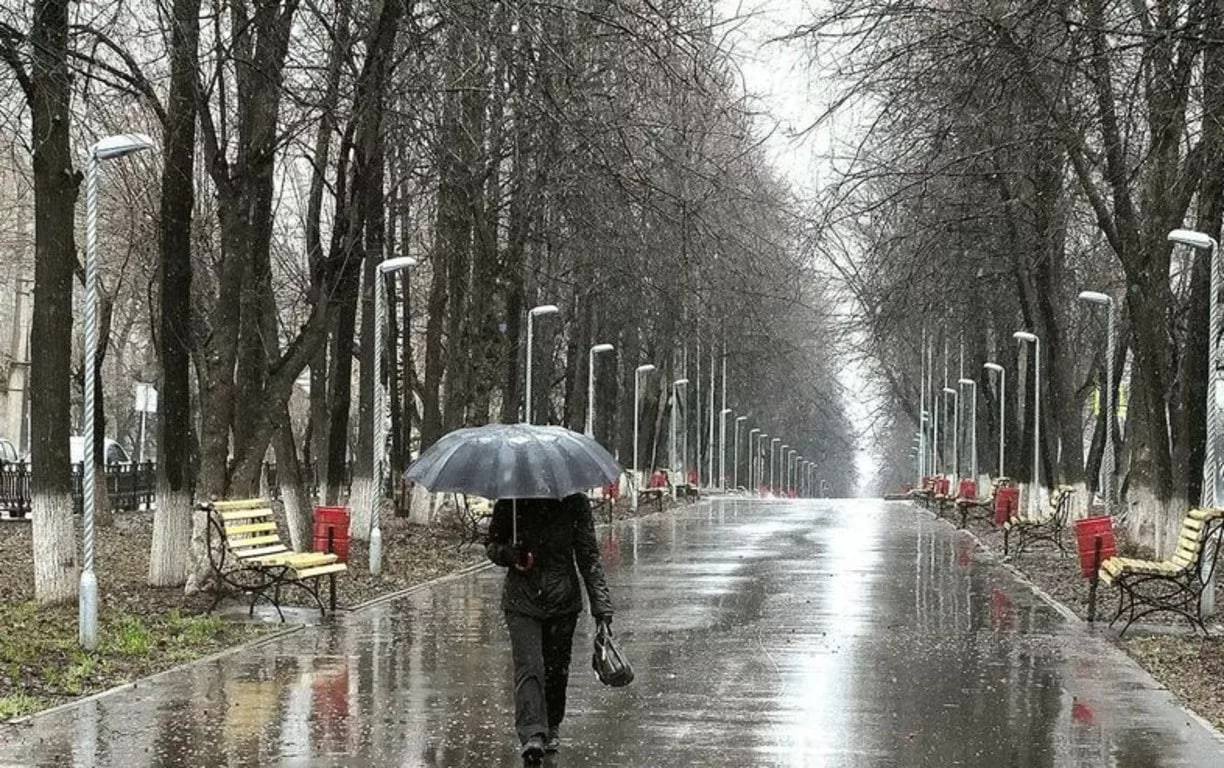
[1171,509,1224,571]
[206,498,287,559]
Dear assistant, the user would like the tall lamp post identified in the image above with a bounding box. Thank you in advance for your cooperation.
[1014,331,1041,513]
[81,133,155,650]
[525,304,559,423]
[719,408,732,490]
[586,343,615,438]
[748,430,762,492]
[1170,228,1220,618]
[770,438,781,494]
[632,364,656,511]
[984,363,1006,477]
[733,416,748,490]
[958,378,978,482]
[371,256,418,577]
[942,387,959,481]
[1079,290,1117,516]
[670,378,689,495]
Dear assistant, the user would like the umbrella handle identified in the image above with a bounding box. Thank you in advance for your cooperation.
[512,498,517,545]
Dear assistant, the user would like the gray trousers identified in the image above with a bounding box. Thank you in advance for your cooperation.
[505,611,579,744]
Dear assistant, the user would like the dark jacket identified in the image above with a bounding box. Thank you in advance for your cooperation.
[486,494,614,620]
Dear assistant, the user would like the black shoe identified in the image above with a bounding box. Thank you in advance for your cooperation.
[521,736,545,764]
[545,727,561,754]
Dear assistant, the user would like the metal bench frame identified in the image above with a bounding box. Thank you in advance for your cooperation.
[1107,514,1224,637]
[1003,487,1073,557]
[203,501,341,621]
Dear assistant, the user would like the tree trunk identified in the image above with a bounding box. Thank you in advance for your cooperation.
[25,0,80,603]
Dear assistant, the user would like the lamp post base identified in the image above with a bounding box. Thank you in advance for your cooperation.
[79,570,99,650]
[369,526,383,577]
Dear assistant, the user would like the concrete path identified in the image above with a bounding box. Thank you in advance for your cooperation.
[2,499,1222,766]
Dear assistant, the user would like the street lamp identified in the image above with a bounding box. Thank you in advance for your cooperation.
[632,363,656,511]
[81,132,155,650]
[984,363,1005,477]
[748,429,761,491]
[371,256,418,577]
[670,378,689,495]
[1014,331,1041,512]
[1079,290,1117,516]
[1170,228,1221,615]
[525,304,559,424]
[771,438,781,494]
[942,386,959,480]
[719,407,732,490]
[734,416,748,490]
[958,378,977,482]
[1170,228,1221,506]
[586,343,615,438]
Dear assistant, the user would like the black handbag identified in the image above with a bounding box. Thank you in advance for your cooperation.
[592,622,634,687]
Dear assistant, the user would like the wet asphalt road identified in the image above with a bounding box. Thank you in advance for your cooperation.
[3,498,1224,767]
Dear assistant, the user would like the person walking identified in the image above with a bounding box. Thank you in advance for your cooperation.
[486,493,614,764]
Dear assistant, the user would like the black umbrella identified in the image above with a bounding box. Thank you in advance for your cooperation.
[404,423,622,541]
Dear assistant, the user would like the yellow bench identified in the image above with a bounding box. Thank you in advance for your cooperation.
[203,498,347,620]
[1100,507,1224,636]
[1003,486,1073,557]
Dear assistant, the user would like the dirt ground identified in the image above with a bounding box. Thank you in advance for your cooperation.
[932,500,1224,731]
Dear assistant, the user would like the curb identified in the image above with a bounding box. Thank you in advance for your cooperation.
[3,623,305,727]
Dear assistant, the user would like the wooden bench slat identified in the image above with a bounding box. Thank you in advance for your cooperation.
[256,552,337,568]
[211,498,269,511]
[225,521,277,536]
[229,534,283,549]
[220,509,274,522]
[296,563,348,579]
[234,544,290,559]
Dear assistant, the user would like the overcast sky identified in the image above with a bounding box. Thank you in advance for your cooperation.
[717,1,881,493]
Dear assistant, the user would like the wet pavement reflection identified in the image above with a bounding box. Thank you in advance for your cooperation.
[3,499,1223,766]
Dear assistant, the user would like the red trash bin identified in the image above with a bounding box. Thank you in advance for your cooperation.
[958,478,978,500]
[1074,516,1117,579]
[313,506,351,563]
[995,486,1018,526]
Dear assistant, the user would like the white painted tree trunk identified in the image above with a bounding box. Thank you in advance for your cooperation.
[407,484,432,526]
[280,485,309,552]
[32,491,78,603]
[148,482,192,586]
[184,506,215,595]
[348,473,375,540]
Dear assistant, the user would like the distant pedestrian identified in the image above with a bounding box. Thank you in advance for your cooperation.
[486,493,614,764]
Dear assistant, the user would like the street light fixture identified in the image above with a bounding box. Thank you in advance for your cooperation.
[734,416,748,490]
[1079,290,1117,516]
[1170,228,1221,615]
[719,407,732,490]
[81,132,155,650]
[370,256,418,577]
[632,364,656,512]
[958,378,978,482]
[984,363,1005,477]
[770,438,781,494]
[748,428,761,491]
[670,378,690,495]
[1014,331,1041,512]
[525,304,559,424]
[586,343,615,438]
[942,387,959,480]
